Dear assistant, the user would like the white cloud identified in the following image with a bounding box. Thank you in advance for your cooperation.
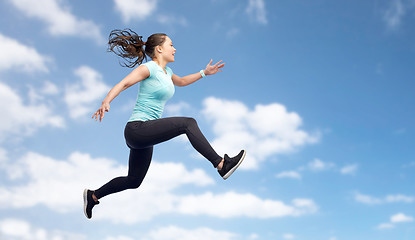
[106,236,135,240]
[377,212,413,230]
[156,14,188,26]
[248,233,260,239]
[0,151,213,214]
[354,192,382,205]
[385,194,415,203]
[40,81,59,95]
[0,151,122,211]
[0,81,64,143]
[377,222,395,230]
[28,81,60,104]
[0,218,85,240]
[0,147,7,158]
[354,192,414,205]
[0,34,51,73]
[165,101,192,116]
[113,0,187,26]
[279,159,354,179]
[0,148,7,178]
[283,233,295,239]
[276,171,302,180]
[0,150,317,224]
[391,213,413,223]
[382,0,415,31]
[340,164,358,175]
[176,192,317,219]
[9,0,105,44]
[383,0,406,30]
[308,158,334,171]
[143,226,237,240]
[114,0,157,23]
[246,0,267,24]
[64,66,110,119]
[202,97,319,169]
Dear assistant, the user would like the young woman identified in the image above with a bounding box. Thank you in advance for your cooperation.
[83,29,246,219]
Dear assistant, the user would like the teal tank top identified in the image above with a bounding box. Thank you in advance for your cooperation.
[128,61,175,122]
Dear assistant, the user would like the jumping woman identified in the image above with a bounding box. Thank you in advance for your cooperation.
[83,29,246,219]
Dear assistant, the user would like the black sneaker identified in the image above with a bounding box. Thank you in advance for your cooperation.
[83,189,99,219]
[218,150,246,180]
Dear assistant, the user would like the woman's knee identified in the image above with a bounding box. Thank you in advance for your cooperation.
[183,117,197,127]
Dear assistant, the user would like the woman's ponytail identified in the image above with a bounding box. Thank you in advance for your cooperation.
[108,29,146,68]
[108,29,167,68]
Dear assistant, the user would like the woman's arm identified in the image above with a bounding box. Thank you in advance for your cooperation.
[92,65,150,122]
[172,59,225,87]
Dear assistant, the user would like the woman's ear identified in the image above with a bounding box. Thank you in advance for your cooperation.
[155,45,162,53]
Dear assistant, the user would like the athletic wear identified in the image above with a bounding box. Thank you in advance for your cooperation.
[218,150,246,180]
[85,61,246,219]
[93,117,223,200]
[129,61,175,122]
[83,189,99,219]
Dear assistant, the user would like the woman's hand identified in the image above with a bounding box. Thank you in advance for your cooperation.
[92,102,110,122]
[204,59,225,76]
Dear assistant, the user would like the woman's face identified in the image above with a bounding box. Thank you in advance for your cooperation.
[158,36,176,62]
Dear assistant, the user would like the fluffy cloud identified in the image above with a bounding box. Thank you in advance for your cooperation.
[28,81,60,104]
[276,171,302,180]
[142,226,237,240]
[107,226,240,240]
[383,0,405,30]
[283,233,295,239]
[106,237,135,240]
[9,0,105,44]
[113,0,187,26]
[64,66,110,119]
[0,151,213,213]
[0,150,317,224]
[246,0,267,24]
[0,218,85,240]
[382,0,415,31]
[114,0,157,23]
[391,213,414,223]
[354,192,414,205]
[202,97,319,169]
[0,34,51,73]
[175,192,317,219]
[165,101,192,116]
[377,212,413,230]
[157,14,188,26]
[0,81,64,143]
[340,164,358,175]
[376,222,395,230]
[276,159,357,180]
[1,219,241,240]
[308,158,335,171]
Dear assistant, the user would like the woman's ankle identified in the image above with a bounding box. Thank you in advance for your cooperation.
[92,193,99,203]
[217,159,224,170]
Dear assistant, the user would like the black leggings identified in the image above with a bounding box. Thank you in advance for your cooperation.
[94,117,222,199]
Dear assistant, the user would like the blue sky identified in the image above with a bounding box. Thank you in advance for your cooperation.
[0,0,414,239]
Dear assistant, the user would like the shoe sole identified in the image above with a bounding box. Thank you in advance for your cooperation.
[83,189,89,219]
[223,150,246,180]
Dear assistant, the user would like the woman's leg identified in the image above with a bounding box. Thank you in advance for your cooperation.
[94,147,153,199]
[125,117,223,167]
